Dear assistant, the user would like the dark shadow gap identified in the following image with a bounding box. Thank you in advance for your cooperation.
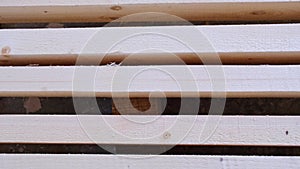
[0,97,299,116]
[1,20,300,29]
[1,144,300,156]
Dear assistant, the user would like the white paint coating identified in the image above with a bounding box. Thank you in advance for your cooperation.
[1,154,300,169]
[0,115,299,145]
[1,24,300,65]
[0,65,298,97]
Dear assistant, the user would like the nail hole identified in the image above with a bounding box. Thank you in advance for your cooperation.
[286,131,289,135]
[163,132,171,139]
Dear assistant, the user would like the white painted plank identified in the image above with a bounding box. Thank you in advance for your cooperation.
[0,115,299,145]
[0,65,298,97]
[1,154,300,169]
[1,24,300,65]
[0,0,300,22]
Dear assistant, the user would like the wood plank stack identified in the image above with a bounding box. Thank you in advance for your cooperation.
[0,0,300,168]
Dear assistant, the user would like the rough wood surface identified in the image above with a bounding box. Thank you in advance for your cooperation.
[1,0,300,23]
[1,24,300,65]
[0,115,299,145]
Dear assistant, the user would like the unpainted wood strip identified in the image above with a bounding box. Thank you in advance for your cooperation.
[0,65,298,97]
[0,0,300,23]
[0,115,299,145]
[0,24,300,65]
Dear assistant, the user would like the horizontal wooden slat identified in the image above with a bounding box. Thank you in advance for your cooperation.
[0,66,298,97]
[1,24,300,65]
[1,154,300,169]
[0,0,300,23]
[1,115,299,145]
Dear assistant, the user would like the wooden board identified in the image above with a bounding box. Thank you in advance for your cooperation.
[1,24,300,65]
[0,115,299,145]
[1,154,300,169]
[0,65,298,97]
[1,0,300,23]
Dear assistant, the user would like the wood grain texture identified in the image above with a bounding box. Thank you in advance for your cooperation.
[1,24,300,65]
[0,115,299,145]
[1,154,300,169]
[0,65,298,97]
[0,0,300,23]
